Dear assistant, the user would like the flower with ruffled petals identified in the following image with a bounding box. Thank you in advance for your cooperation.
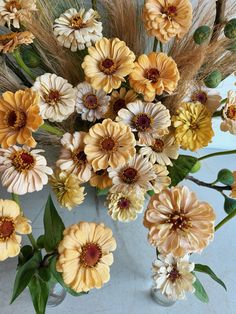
[143,0,192,43]
[82,37,135,93]
[129,52,180,101]
[53,8,102,51]
[144,186,215,257]
[84,119,136,171]
[89,169,112,190]
[152,253,195,301]
[0,31,34,53]
[0,199,31,261]
[56,222,116,293]
[151,164,171,193]
[221,91,236,135]
[56,132,92,183]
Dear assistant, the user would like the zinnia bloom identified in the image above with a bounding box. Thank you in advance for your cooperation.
[32,73,76,123]
[0,89,42,148]
[139,132,179,165]
[0,199,31,261]
[151,164,171,193]
[82,37,135,93]
[152,254,195,300]
[75,82,110,122]
[105,88,138,120]
[49,169,85,210]
[220,91,236,135]
[108,154,156,194]
[144,186,216,257]
[106,191,145,222]
[230,171,236,198]
[0,31,34,53]
[0,145,52,195]
[84,119,136,171]
[56,132,92,183]
[56,221,116,293]
[129,52,180,101]
[89,169,112,190]
[172,102,214,151]
[0,0,37,28]
[117,100,171,144]
[143,0,192,43]
[53,8,102,51]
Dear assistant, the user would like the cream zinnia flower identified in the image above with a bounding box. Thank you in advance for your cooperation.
[89,169,112,190]
[56,132,92,183]
[139,132,179,166]
[152,254,195,301]
[84,119,136,171]
[0,145,52,195]
[82,37,135,93]
[32,73,76,122]
[49,169,85,210]
[56,222,116,293]
[0,31,34,53]
[152,164,171,193]
[106,191,145,222]
[108,154,157,194]
[117,100,171,144]
[53,8,102,51]
[0,0,37,29]
[221,91,236,135]
[144,186,216,257]
[75,82,110,122]
[0,199,31,261]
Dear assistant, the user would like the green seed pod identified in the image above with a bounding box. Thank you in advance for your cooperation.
[217,169,234,186]
[21,46,41,68]
[224,18,236,39]
[193,26,211,45]
[204,70,222,88]
[190,161,201,173]
[224,195,236,214]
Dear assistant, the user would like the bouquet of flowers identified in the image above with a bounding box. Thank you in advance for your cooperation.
[0,0,236,312]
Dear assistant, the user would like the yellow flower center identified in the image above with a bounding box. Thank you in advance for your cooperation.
[5,110,27,130]
[11,150,35,172]
[226,105,236,120]
[100,58,117,75]
[70,14,86,29]
[191,91,208,104]
[73,150,87,166]
[121,167,138,184]
[5,0,21,11]
[0,217,15,240]
[101,137,116,151]
[168,266,181,282]
[133,113,152,131]
[113,99,126,115]
[83,94,99,109]
[145,68,160,83]
[166,211,191,231]
[152,139,165,153]
[118,197,131,210]
[44,89,61,106]
[80,242,102,267]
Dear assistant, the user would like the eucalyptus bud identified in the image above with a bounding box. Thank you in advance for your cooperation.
[21,46,41,68]
[204,70,222,88]
[224,19,236,39]
[224,195,236,214]
[190,161,201,173]
[193,26,211,45]
[217,169,234,186]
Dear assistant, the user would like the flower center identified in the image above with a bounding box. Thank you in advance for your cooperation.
[145,68,160,83]
[5,110,27,130]
[226,105,236,120]
[166,211,191,231]
[11,151,35,172]
[101,137,115,151]
[70,14,86,29]
[80,242,102,267]
[44,89,61,105]
[100,58,116,75]
[121,167,138,184]
[133,113,152,131]
[152,139,165,153]
[83,94,99,109]
[5,0,21,11]
[191,91,208,104]
[95,169,106,176]
[113,99,126,115]
[168,266,181,282]
[0,217,15,240]
[0,33,15,45]
[118,197,131,210]
[167,5,177,16]
[73,150,87,166]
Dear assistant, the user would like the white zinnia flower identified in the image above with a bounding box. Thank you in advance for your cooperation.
[53,8,103,51]
[76,82,110,122]
[152,254,196,301]
[221,91,236,135]
[0,145,52,195]
[32,73,76,122]
[151,164,171,193]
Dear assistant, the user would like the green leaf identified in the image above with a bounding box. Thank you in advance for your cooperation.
[224,196,236,214]
[28,275,49,314]
[44,195,65,252]
[147,190,155,197]
[18,245,34,267]
[36,235,45,249]
[38,267,51,283]
[168,155,198,186]
[195,264,227,291]
[193,273,209,303]
[96,187,110,196]
[11,251,42,304]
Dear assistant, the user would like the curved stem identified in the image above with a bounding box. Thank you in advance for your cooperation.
[92,0,97,10]
[186,176,231,192]
[40,122,64,137]
[159,42,163,52]
[215,209,236,231]
[153,37,158,52]
[198,150,236,161]
[12,48,36,81]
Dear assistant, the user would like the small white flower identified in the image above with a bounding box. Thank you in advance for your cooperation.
[53,8,103,51]
[151,164,171,193]
[152,253,196,301]
[76,82,110,122]
[221,91,236,135]
[32,73,76,122]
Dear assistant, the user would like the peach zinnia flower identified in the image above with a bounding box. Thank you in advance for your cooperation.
[56,222,116,293]
[82,37,135,93]
[89,169,112,190]
[0,31,34,53]
[144,186,216,257]
[84,119,136,171]
[221,91,236,135]
[129,52,180,101]
[151,164,171,193]
[0,199,31,261]
[0,89,42,148]
[143,0,192,43]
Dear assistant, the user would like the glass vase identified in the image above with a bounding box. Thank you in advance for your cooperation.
[47,282,67,308]
[151,286,176,307]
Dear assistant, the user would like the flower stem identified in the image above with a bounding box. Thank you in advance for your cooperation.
[215,209,236,231]
[159,42,163,52]
[92,0,97,10]
[186,176,231,192]
[153,37,158,52]
[12,48,36,81]
[220,98,228,105]
[212,109,223,117]
[27,233,38,250]
[40,122,64,137]
[198,150,236,161]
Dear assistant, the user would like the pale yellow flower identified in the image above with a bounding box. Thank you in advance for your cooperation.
[151,164,171,193]
[221,91,236,135]
[89,169,112,190]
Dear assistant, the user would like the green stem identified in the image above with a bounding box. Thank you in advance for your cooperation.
[159,41,163,52]
[186,176,231,192]
[12,48,36,81]
[215,209,236,231]
[212,109,223,117]
[198,150,236,161]
[92,0,97,10]
[40,122,64,137]
[220,98,228,105]
[153,37,158,52]
[27,233,38,250]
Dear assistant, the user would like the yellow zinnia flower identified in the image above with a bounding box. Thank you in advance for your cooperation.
[172,101,214,151]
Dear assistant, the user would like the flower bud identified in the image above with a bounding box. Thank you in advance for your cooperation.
[224,195,236,214]
[217,169,234,185]
[193,26,211,45]
[21,46,41,68]
[224,19,236,39]
[204,70,222,88]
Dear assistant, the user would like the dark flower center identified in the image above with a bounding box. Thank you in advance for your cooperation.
[44,89,61,105]
[73,150,87,165]
[101,137,115,151]
[145,68,160,83]
[121,167,138,184]
[168,266,181,282]
[11,151,35,172]
[96,169,106,176]
[134,113,152,131]
[84,94,99,109]
[70,14,86,29]
[192,91,208,104]
[152,139,165,153]
[166,211,191,231]
[6,110,26,130]
[167,5,177,15]
[118,197,131,210]
[0,217,15,240]
[113,99,126,115]
[100,58,116,75]
[80,243,102,267]
[227,105,236,120]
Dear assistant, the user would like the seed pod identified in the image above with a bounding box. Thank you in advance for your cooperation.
[21,46,41,68]
[217,169,234,186]
[193,26,211,45]
[224,19,236,39]
[204,70,222,88]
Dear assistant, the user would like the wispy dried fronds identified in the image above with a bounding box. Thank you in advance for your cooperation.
[0,58,24,92]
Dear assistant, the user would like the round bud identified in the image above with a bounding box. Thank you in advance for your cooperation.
[217,169,234,186]
[204,70,222,88]
[224,19,236,39]
[193,26,211,45]
[21,46,41,68]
